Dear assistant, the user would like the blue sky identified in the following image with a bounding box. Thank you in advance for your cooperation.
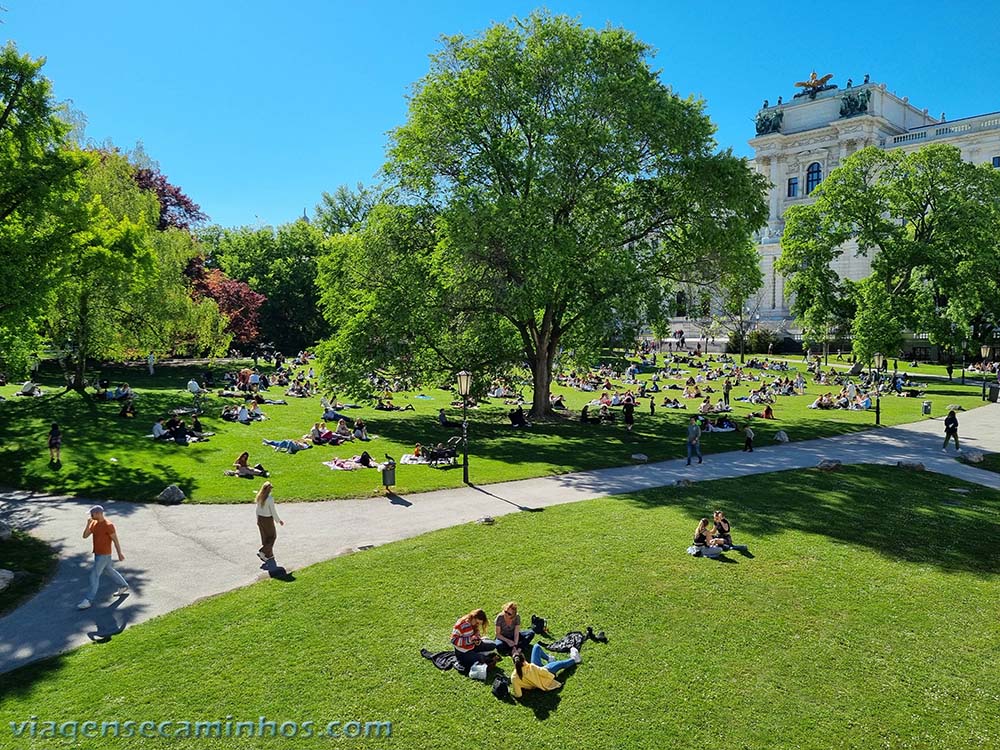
[6,0,1000,228]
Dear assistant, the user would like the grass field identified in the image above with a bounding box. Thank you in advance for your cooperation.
[0,530,57,616]
[0,359,986,503]
[2,465,998,749]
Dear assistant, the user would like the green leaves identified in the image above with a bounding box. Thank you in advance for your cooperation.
[341,12,766,411]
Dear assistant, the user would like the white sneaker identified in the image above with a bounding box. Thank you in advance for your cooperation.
[569,647,582,664]
[115,587,130,596]
[77,599,92,610]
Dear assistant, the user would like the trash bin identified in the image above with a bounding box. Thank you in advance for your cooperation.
[382,456,396,488]
[989,385,999,404]
[922,400,932,416]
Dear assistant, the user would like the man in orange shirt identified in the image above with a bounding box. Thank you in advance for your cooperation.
[77,505,129,610]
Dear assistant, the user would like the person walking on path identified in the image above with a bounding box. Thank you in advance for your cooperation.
[255,481,283,562]
[942,410,961,452]
[147,352,155,376]
[48,422,62,464]
[77,505,128,610]
[686,417,703,465]
[742,423,754,452]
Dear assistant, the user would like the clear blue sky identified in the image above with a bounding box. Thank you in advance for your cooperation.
[6,0,1000,228]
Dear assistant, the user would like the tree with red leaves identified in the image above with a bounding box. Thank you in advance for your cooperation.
[133,165,208,231]
[188,256,266,344]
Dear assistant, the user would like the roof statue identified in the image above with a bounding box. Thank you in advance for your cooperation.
[793,71,837,100]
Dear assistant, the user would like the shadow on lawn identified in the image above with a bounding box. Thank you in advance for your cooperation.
[0,551,152,696]
[620,465,1000,576]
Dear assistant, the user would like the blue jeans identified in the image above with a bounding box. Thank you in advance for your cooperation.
[454,639,499,669]
[531,644,575,676]
[687,440,702,463]
[87,554,128,601]
[264,439,294,450]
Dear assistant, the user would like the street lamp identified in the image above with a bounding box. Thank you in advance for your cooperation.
[456,370,472,484]
[873,352,884,426]
[982,344,991,401]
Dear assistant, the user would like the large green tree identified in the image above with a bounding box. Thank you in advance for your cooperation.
[320,12,768,415]
[46,151,229,390]
[0,43,86,372]
[778,144,1000,362]
[200,220,331,353]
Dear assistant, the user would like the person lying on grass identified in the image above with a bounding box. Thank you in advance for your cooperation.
[262,438,313,454]
[510,644,581,698]
[374,397,414,411]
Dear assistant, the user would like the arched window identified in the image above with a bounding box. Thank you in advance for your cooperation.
[806,162,823,194]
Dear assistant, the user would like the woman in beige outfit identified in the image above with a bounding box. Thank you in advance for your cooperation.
[255,482,283,561]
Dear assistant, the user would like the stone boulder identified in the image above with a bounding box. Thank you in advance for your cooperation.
[897,461,925,472]
[157,484,186,504]
[774,430,790,443]
[0,569,14,593]
[631,453,648,464]
[963,450,985,464]
[675,479,693,487]
[0,521,11,542]
[816,459,842,471]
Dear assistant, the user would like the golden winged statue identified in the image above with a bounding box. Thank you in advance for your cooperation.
[795,71,834,91]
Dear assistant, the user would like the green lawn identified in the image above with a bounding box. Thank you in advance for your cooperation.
[963,451,1000,475]
[0,530,58,615]
[0,360,986,503]
[2,465,998,749]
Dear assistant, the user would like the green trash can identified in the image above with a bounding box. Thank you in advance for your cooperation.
[922,400,932,415]
[989,385,999,404]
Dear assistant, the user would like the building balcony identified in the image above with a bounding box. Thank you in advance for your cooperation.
[889,111,1000,146]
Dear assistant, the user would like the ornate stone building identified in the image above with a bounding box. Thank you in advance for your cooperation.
[749,74,1000,327]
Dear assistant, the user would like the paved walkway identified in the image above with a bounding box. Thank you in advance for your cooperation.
[2,404,999,674]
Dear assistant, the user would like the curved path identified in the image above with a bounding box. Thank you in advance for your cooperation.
[2,404,999,674]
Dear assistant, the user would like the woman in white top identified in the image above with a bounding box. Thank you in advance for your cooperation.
[255,482,283,562]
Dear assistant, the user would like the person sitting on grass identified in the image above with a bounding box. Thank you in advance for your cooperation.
[439,408,461,428]
[232,451,268,477]
[549,393,567,410]
[152,418,171,440]
[508,406,531,428]
[353,418,370,441]
[494,601,535,656]
[710,510,750,553]
[580,404,601,424]
[510,644,581,698]
[693,518,726,551]
[262,438,313,454]
[118,399,136,418]
[750,404,775,419]
[334,418,355,442]
[451,608,500,670]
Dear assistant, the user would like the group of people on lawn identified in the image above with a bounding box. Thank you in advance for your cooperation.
[452,603,581,698]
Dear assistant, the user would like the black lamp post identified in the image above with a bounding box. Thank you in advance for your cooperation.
[456,370,472,484]
[982,344,991,401]
[873,352,884,426]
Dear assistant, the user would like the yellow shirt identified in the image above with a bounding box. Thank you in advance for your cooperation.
[511,662,561,697]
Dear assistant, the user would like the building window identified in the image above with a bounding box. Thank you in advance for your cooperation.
[993,156,1000,168]
[806,162,823,194]
[787,177,799,197]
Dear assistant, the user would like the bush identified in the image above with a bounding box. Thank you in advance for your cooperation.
[747,329,778,354]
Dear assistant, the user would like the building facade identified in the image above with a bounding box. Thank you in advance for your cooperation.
[748,74,1000,327]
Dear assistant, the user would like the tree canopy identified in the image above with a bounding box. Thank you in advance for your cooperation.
[317,12,768,413]
[778,144,1000,361]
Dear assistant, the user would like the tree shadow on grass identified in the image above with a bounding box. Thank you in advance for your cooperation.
[0,551,152,692]
[621,465,1000,577]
